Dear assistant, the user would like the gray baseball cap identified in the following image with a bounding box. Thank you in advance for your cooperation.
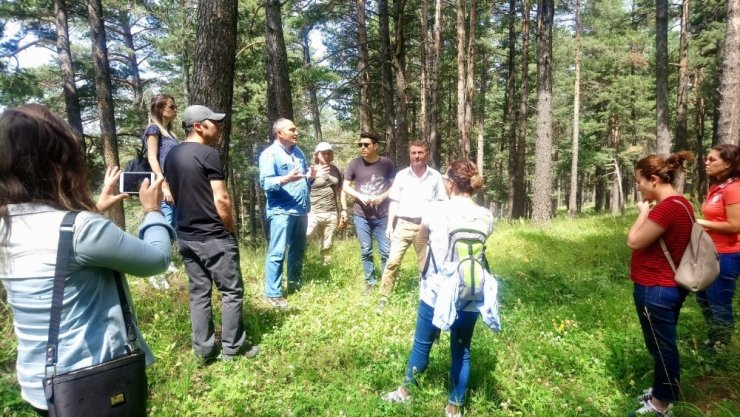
[182,105,226,127]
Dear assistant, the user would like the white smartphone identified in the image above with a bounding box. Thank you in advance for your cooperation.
[120,172,155,194]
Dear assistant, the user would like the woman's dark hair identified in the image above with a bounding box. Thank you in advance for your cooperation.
[0,104,95,250]
[635,151,694,185]
[149,93,175,134]
[709,143,740,182]
[446,160,484,194]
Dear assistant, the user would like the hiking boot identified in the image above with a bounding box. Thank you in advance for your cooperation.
[629,399,673,417]
[375,297,388,314]
[266,296,289,309]
[362,284,375,296]
[381,387,411,404]
[148,274,170,290]
[222,344,260,361]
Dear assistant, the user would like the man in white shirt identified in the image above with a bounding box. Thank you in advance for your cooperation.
[378,141,447,308]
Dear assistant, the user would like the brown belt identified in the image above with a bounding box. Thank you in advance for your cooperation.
[397,216,422,225]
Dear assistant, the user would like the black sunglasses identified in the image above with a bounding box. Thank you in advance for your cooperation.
[357,142,373,148]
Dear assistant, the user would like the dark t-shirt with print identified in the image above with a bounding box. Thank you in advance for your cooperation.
[164,142,229,241]
[344,156,396,219]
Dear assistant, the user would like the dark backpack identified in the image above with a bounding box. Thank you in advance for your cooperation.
[124,132,157,173]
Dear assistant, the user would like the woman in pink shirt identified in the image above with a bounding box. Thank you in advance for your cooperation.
[697,144,740,349]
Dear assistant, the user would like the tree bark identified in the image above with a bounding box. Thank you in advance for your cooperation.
[393,0,409,166]
[118,9,146,129]
[464,0,477,160]
[54,0,84,152]
[674,0,690,151]
[301,28,322,141]
[511,0,530,219]
[181,0,191,102]
[192,0,238,167]
[455,0,468,159]
[505,0,517,216]
[428,0,443,167]
[420,0,430,144]
[568,0,581,219]
[378,0,396,159]
[531,0,554,225]
[655,0,671,154]
[356,0,373,132]
[87,0,124,227]
[264,0,294,129]
[717,0,740,145]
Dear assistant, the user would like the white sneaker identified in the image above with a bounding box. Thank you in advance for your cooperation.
[381,387,411,404]
[631,399,673,416]
[148,275,170,290]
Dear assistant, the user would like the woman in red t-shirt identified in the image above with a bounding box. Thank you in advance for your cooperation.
[696,144,740,349]
[627,152,693,417]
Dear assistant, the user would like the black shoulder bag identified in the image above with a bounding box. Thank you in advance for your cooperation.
[124,133,155,172]
[43,212,148,417]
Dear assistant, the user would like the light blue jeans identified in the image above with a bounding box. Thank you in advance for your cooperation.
[161,201,177,230]
[353,215,390,285]
[403,301,479,406]
[264,214,308,298]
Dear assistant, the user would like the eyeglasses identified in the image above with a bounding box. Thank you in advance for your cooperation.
[357,142,373,148]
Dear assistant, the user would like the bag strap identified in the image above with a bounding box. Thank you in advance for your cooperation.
[45,212,138,378]
[658,198,695,274]
[421,243,438,279]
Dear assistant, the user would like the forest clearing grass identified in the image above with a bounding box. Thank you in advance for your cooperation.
[1,210,738,416]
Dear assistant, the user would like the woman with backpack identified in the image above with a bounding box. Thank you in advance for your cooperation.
[696,144,740,350]
[144,93,180,290]
[382,160,495,417]
[627,152,694,417]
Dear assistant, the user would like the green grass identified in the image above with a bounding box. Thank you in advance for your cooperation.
[1,211,739,416]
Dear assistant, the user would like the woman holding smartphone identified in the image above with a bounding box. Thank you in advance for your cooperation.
[145,93,179,289]
[0,104,174,415]
[627,152,693,417]
[697,144,740,349]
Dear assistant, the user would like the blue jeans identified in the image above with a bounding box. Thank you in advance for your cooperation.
[264,214,308,298]
[160,201,177,230]
[353,215,390,285]
[403,301,479,406]
[633,284,688,403]
[696,252,739,345]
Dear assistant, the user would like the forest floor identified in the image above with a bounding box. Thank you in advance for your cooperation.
[1,210,739,416]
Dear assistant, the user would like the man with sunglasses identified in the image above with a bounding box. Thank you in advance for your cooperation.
[165,105,259,362]
[341,132,396,294]
[259,118,325,309]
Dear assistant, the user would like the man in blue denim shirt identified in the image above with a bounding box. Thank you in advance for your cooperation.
[259,118,325,308]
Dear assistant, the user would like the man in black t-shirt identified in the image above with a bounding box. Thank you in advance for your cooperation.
[341,132,396,294]
[165,105,258,362]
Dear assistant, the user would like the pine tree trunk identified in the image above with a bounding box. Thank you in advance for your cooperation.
[181,0,191,102]
[378,0,396,159]
[393,0,409,166]
[717,0,740,145]
[54,0,84,152]
[696,74,708,200]
[455,0,468,159]
[568,0,581,219]
[505,0,517,217]
[192,0,238,165]
[420,0,430,144]
[87,0,124,228]
[532,0,554,225]
[428,0,443,167]
[655,0,671,154]
[511,0,530,219]
[356,0,373,132]
[674,0,690,151]
[119,9,146,129]
[464,0,477,160]
[301,28,322,141]
[264,0,294,127]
